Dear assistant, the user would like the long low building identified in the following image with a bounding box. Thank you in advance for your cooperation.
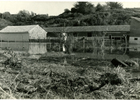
[0,25,47,42]
[44,25,130,38]
[44,25,130,33]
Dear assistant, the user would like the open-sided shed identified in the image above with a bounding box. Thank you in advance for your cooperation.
[44,25,130,41]
[0,25,47,42]
[45,25,130,37]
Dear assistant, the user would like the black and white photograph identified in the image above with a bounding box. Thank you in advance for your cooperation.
[0,0,140,99]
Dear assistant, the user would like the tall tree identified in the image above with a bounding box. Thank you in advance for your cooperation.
[73,2,95,14]
[2,12,11,19]
[106,2,123,9]
[96,3,104,12]
[17,10,31,22]
[64,9,70,13]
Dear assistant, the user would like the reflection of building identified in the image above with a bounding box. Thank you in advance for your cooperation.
[28,43,47,54]
[74,53,130,60]
[129,44,140,52]
[0,42,47,54]
[0,25,47,42]
[0,42,29,51]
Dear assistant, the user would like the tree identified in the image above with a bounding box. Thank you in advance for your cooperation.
[31,11,36,17]
[2,12,16,23]
[72,2,95,14]
[64,9,70,13]
[2,12,11,19]
[33,14,48,21]
[71,8,77,13]
[17,10,31,22]
[96,3,104,12]
[106,2,123,9]
[0,13,2,18]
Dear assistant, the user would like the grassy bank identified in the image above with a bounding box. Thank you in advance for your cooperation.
[0,52,140,99]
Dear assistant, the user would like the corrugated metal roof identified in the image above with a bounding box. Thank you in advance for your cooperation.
[44,25,130,32]
[0,25,38,33]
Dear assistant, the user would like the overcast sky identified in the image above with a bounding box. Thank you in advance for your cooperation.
[0,0,140,16]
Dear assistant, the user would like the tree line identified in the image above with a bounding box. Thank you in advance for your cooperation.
[0,2,140,29]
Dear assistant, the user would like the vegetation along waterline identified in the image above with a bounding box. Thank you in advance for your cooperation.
[0,48,139,99]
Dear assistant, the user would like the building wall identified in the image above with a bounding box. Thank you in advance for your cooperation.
[130,18,140,44]
[29,25,47,39]
[129,37,140,44]
[0,33,29,41]
[130,18,140,37]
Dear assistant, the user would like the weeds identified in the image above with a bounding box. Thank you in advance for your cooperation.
[0,49,139,99]
[1,48,23,68]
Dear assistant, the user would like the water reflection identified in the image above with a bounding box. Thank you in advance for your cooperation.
[0,42,140,59]
[0,42,28,51]
[28,43,47,54]
[0,42,48,54]
[129,44,140,52]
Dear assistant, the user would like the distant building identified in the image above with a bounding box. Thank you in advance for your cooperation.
[130,17,140,44]
[0,25,47,42]
[45,25,130,34]
[45,25,130,41]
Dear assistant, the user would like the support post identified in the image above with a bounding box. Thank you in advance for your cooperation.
[83,37,85,53]
[62,33,67,52]
[110,35,112,46]
[8,38,9,47]
[1,37,2,47]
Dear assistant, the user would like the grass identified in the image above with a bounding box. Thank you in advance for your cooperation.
[0,49,140,99]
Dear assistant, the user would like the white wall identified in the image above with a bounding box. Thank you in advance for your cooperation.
[29,25,47,39]
[130,37,140,44]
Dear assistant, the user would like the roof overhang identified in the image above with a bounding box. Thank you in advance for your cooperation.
[44,25,130,33]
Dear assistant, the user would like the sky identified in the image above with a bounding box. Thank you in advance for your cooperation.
[0,0,140,16]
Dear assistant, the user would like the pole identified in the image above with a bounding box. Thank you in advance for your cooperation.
[83,37,85,53]
[8,38,9,47]
[22,35,24,50]
[0,37,2,47]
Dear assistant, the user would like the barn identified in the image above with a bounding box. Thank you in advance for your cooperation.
[0,25,47,42]
[130,17,140,44]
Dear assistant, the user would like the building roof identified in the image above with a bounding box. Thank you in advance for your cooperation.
[0,25,38,33]
[44,25,130,33]
[131,17,140,22]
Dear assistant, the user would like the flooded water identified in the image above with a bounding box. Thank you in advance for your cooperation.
[0,42,140,59]
[0,42,140,77]
[0,42,55,54]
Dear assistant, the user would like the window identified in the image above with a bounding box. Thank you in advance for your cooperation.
[134,38,138,40]
[87,33,92,37]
